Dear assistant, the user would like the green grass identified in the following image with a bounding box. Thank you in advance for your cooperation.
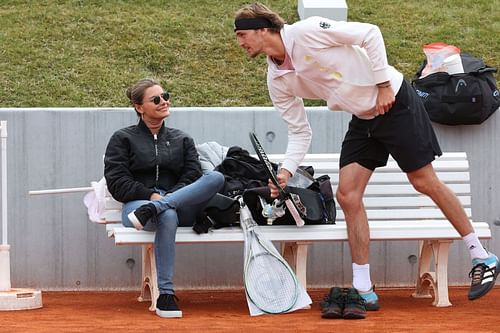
[0,0,498,107]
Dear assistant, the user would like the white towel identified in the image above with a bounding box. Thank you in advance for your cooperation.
[83,177,108,223]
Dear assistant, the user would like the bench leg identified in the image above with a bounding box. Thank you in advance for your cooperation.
[137,244,159,312]
[412,240,453,307]
[281,241,311,289]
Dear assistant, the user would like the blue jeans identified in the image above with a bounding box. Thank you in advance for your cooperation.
[121,171,224,295]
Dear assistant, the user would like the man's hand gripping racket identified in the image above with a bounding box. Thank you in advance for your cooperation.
[249,132,305,227]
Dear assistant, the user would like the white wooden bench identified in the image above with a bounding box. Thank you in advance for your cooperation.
[103,152,491,311]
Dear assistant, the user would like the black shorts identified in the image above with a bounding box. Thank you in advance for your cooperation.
[340,80,442,173]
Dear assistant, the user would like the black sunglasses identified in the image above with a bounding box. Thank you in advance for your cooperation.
[149,92,170,105]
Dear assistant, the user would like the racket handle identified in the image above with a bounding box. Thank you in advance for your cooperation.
[285,199,305,227]
[240,205,252,221]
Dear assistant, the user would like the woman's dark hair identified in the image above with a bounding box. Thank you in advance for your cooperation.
[235,2,286,33]
[126,78,159,117]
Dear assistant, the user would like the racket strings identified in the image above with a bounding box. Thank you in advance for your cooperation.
[244,240,298,313]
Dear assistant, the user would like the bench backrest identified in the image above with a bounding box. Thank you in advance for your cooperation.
[103,152,472,224]
[268,152,472,223]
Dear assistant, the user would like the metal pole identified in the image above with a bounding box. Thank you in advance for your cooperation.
[29,187,93,195]
[0,120,10,291]
[0,120,43,308]
[1,121,7,246]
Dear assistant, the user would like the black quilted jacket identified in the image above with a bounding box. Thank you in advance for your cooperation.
[104,119,202,203]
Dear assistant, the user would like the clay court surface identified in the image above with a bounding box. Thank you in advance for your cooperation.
[1,287,498,332]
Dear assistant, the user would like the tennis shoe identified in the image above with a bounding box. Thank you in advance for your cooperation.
[320,287,344,319]
[468,252,499,300]
[156,294,182,318]
[342,288,366,319]
[358,286,380,311]
[128,203,156,230]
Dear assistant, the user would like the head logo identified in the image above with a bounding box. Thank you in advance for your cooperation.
[319,21,331,29]
[455,79,467,93]
[415,89,429,99]
[493,90,499,97]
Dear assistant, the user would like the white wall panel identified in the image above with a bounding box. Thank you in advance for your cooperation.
[0,107,498,290]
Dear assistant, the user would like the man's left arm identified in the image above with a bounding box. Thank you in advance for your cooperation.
[375,82,395,115]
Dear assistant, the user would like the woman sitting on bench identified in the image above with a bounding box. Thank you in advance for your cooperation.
[104,78,224,318]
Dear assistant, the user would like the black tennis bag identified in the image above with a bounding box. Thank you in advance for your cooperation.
[243,174,336,226]
[193,193,241,234]
[412,52,500,125]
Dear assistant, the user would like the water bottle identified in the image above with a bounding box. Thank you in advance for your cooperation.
[287,166,314,188]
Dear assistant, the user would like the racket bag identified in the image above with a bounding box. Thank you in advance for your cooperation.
[243,175,336,225]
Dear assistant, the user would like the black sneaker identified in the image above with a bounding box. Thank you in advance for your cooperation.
[320,287,344,319]
[468,252,499,300]
[156,294,182,318]
[342,288,366,319]
[127,203,156,230]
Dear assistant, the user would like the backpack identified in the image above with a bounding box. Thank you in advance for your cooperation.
[412,52,500,125]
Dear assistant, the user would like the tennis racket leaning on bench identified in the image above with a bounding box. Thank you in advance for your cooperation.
[249,132,306,227]
[239,199,300,315]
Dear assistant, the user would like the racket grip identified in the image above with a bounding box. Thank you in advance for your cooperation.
[240,205,253,222]
[285,200,305,227]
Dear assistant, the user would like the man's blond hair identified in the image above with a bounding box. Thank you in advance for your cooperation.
[235,2,286,33]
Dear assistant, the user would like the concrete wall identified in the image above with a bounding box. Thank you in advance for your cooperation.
[0,107,498,291]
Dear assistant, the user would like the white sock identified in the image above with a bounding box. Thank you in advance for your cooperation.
[352,263,372,293]
[463,232,488,260]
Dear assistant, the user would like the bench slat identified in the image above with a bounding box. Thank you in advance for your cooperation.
[266,152,467,163]
[335,208,472,221]
[109,221,490,245]
[104,210,122,222]
[105,194,472,208]
[267,153,469,176]
[105,197,122,209]
[361,196,471,208]
[328,172,470,184]
[307,160,469,173]
[104,202,473,224]
[104,176,471,206]
[104,197,472,224]
[362,183,470,196]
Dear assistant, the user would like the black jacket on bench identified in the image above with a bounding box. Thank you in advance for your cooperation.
[104,119,202,203]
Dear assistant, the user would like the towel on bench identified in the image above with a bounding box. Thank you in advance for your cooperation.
[84,177,107,223]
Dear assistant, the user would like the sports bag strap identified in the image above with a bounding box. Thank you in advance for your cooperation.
[441,95,483,103]
[474,67,497,74]
[412,72,450,87]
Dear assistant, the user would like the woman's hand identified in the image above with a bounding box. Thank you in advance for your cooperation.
[150,193,162,201]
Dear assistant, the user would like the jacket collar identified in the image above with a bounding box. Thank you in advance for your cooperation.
[137,118,166,136]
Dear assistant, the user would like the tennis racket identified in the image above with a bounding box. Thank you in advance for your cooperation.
[249,132,305,227]
[239,201,299,314]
